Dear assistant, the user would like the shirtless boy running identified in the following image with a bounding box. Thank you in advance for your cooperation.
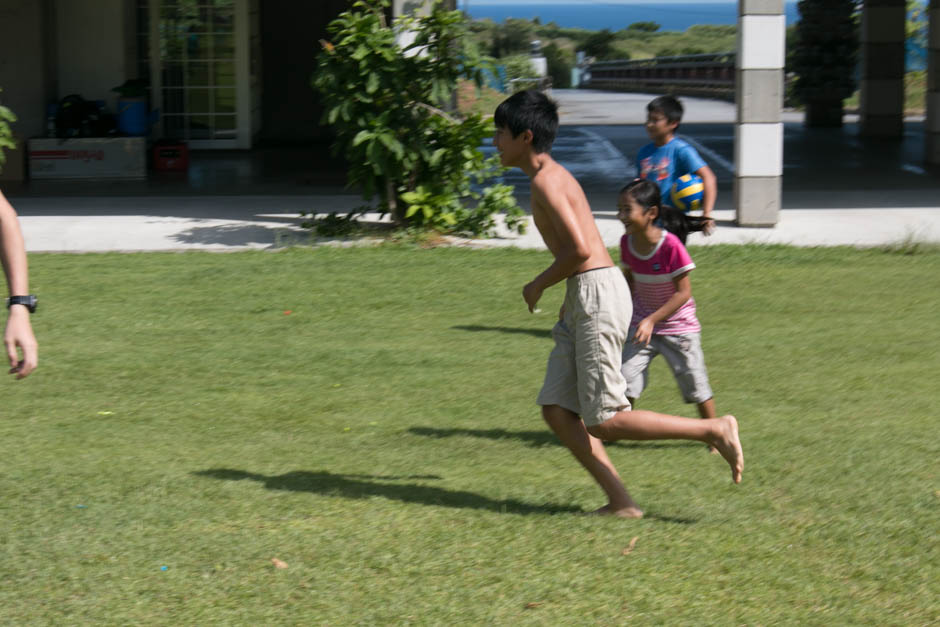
[493,90,742,518]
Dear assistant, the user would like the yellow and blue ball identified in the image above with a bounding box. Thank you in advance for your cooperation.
[670,174,704,212]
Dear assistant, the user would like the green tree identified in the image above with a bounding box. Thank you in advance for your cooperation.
[790,0,859,127]
[581,29,617,60]
[627,21,660,32]
[501,54,536,84]
[0,89,15,173]
[313,0,524,235]
[491,18,536,57]
[907,0,928,67]
[542,42,573,89]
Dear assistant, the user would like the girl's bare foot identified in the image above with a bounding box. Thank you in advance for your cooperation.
[589,504,644,519]
[709,415,743,483]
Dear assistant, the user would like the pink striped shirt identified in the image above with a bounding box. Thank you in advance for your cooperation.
[619,230,701,335]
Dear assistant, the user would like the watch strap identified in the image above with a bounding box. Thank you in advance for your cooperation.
[7,295,37,313]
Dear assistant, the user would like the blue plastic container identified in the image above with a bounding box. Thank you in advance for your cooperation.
[117,97,150,136]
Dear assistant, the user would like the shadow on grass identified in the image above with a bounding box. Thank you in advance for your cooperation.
[194,468,581,516]
[408,427,699,450]
[451,324,552,339]
[403,430,701,525]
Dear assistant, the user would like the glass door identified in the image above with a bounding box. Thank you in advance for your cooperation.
[146,0,250,148]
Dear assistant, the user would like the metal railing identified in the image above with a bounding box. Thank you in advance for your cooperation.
[584,52,736,100]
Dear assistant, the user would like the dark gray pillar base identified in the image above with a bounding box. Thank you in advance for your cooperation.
[860,114,904,138]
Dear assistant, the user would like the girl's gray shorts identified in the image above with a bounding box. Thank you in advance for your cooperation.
[621,330,713,404]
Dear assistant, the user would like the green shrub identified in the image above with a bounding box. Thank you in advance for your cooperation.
[312,0,524,237]
[500,54,536,84]
[542,43,574,89]
[0,89,16,172]
[789,0,858,124]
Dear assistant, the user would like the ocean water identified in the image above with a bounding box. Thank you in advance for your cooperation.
[460,2,801,32]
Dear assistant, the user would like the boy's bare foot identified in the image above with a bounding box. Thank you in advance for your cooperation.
[707,445,719,454]
[588,504,644,519]
[710,415,743,483]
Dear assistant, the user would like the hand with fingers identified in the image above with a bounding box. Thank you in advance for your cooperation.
[633,318,655,346]
[5,306,37,379]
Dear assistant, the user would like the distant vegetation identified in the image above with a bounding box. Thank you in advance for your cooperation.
[463,11,927,115]
[467,17,738,88]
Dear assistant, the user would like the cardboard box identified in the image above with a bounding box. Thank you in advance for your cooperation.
[28,137,146,179]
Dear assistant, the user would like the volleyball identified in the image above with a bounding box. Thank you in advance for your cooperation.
[670,174,704,212]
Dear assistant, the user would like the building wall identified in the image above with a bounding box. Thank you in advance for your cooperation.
[0,0,52,138]
[250,0,262,140]
[55,0,134,112]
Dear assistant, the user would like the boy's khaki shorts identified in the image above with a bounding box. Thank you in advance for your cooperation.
[537,266,632,427]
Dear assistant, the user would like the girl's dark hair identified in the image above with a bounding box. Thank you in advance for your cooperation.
[620,178,661,213]
[494,90,559,154]
[620,178,708,245]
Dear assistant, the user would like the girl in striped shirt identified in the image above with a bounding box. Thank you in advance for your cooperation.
[618,179,718,436]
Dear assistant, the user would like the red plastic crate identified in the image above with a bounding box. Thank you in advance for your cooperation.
[152,142,189,171]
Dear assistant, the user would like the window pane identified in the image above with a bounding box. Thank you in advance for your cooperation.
[214,88,236,113]
[211,6,234,33]
[187,89,212,114]
[213,61,236,86]
[185,33,210,60]
[189,115,212,139]
[160,29,187,60]
[186,62,210,86]
[214,115,236,139]
[213,34,234,59]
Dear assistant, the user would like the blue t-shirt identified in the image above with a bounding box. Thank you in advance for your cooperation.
[636,137,707,207]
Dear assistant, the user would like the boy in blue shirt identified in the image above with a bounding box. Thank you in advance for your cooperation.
[637,95,716,241]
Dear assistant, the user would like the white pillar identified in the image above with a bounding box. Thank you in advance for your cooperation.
[860,0,906,137]
[926,0,940,163]
[734,0,785,227]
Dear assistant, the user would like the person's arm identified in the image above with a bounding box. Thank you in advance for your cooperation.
[0,190,37,379]
[621,264,634,289]
[633,272,692,345]
[694,164,717,235]
[523,178,592,313]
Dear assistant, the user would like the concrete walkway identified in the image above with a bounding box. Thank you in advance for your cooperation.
[8,89,940,252]
[16,204,940,253]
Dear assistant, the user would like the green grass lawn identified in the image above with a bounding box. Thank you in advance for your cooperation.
[2,244,938,624]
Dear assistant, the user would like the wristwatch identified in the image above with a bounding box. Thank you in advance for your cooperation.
[7,295,37,313]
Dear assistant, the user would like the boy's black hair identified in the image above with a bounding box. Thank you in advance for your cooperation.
[493,90,559,154]
[647,95,684,125]
[620,177,707,245]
